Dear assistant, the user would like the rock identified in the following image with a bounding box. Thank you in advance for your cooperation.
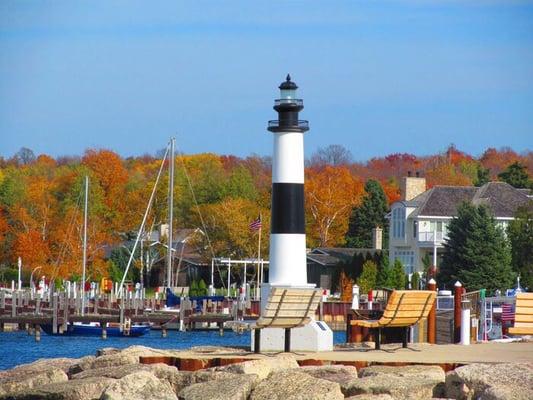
[445,362,533,400]
[213,354,299,380]
[344,365,445,399]
[95,348,121,357]
[67,356,97,376]
[345,395,394,400]
[74,353,139,371]
[7,376,115,400]
[0,367,68,397]
[300,365,358,394]
[71,362,177,380]
[178,374,257,400]
[249,369,344,400]
[100,371,177,400]
[119,345,180,358]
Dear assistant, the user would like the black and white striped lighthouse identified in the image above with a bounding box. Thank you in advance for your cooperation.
[267,75,310,287]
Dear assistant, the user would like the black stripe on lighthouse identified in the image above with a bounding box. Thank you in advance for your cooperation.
[271,183,305,234]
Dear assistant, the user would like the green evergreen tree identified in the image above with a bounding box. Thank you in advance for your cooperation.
[411,272,421,290]
[376,256,390,288]
[439,203,514,292]
[389,259,406,289]
[345,179,389,248]
[189,279,199,297]
[198,278,208,296]
[507,206,533,290]
[498,162,532,189]
[357,260,378,294]
[474,165,490,187]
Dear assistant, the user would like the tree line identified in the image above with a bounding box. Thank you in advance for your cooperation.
[0,145,531,290]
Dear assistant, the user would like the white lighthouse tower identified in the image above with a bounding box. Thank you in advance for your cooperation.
[256,75,333,352]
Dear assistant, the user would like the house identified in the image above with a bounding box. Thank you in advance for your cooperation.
[306,245,384,291]
[389,173,532,275]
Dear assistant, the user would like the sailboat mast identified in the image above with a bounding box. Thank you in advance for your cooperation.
[167,137,175,288]
[81,175,88,316]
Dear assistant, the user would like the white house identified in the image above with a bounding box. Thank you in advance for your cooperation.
[388,174,532,275]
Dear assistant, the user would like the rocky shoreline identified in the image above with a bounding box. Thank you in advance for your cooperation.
[0,345,531,399]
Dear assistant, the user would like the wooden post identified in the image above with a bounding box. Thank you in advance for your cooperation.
[427,278,437,344]
[36,297,41,315]
[101,322,107,340]
[35,325,41,342]
[218,322,224,336]
[454,281,463,343]
[63,293,68,333]
[52,293,58,334]
[0,291,5,310]
[161,325,167,338]
[11,291,17,317]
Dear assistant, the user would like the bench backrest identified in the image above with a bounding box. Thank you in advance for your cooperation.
[514,292,533,329]
[378,290,436,327]
[256,288,321,329]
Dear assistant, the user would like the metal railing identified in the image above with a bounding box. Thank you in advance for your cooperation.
[418,231,446,242]
[268,120,309,130]
[274,98,303,106]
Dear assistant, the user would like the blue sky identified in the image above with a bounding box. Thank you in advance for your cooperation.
[1,0,532,161]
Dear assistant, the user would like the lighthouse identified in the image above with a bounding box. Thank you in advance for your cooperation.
[257,75,333,352]
[267,74,309,287]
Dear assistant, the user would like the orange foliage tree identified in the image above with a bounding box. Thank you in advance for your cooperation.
[305,166,364,247]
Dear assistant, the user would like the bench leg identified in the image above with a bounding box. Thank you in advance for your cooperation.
[284,328,291,352]
[375,328,381,350]
[403,327,409,348]
[254,329,261,353]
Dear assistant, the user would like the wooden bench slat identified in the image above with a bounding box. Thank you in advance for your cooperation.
[264,303,318,311]
[515,314,533,323]
[508,293,533,336]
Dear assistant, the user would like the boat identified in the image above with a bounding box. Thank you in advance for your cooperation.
[41,322,151,337]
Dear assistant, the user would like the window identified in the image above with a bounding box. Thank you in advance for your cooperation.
[392,207,406,239]
[413,221,417,238]
[394,250,415,274]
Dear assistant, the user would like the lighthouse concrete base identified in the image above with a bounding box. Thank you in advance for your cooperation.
[252,283,334,352]
[250,318,333,352]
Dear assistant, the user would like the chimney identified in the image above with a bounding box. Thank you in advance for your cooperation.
[400,173,426,201]
[372,227,383,250]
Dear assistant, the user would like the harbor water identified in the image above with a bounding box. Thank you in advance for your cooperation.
[0,330,346,370]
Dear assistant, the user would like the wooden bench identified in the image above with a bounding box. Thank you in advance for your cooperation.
[229,287,321,353]
[350,290,436,350]
[508,292,533,336]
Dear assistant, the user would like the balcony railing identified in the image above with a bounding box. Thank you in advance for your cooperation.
[274,98,303,106]
[418,231,445,242]
[268,120,309,130]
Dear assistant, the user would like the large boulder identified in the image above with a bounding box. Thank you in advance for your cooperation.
[213,354,299,380]
[100,371,177,400]
[71,363,177,380]
[0,368,68,397]
[344,365,445,399]
[74,353,139,371]
[7,376,115,400]
[249,369,344,400]
[299,365,358,394]
[445,362,533,400]
[178,374,257,400]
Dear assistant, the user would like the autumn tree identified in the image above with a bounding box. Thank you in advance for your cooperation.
[345,179,389,248]
[308,144,353,167]
[305,165,363,247]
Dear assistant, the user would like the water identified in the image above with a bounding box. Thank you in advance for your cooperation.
[0,330,347,370]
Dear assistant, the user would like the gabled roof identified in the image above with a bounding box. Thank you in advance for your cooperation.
[308,247,383,266]
[408,182,531,218]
